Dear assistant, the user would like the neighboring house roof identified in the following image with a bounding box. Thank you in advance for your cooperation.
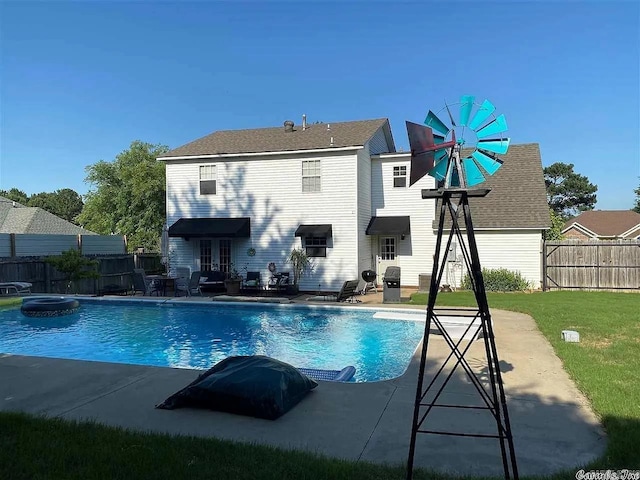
[0,196,96,235]
[424,143,550,230]
[562,210,640,238]
[160,118,394,158]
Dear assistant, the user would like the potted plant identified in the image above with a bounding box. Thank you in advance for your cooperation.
[224,263,242,295]
[287,248,313,293]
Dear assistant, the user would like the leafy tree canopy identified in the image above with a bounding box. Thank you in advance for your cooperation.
[0,188,29,205]
[77,140,169,252]
[544,162,597,219]
[543,208,565,240]
[28,189,84,223]
[0,187,83,223]
[633,180,640,214]
[46,248,99,294]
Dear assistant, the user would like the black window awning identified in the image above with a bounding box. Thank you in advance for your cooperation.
[366,216,411,236]
[294,224,333,237]
[168,217,250,238]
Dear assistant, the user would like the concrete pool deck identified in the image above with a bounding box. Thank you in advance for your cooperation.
[0,295,606,477]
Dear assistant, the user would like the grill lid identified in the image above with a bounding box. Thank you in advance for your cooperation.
[383,266,401,280]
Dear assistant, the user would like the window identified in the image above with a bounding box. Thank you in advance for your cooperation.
[200,165,217,195]
[302,160,321,193]
[304,236,327,257]
[380,237,396,260]
[200,240,212,271]
[393,165,407,188]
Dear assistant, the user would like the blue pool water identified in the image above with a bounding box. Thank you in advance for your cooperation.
[0,299,425,382]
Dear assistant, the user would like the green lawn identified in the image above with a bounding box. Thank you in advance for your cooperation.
[1,291,638,478]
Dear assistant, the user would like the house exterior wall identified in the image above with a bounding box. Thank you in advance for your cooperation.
[356,145,373,282]
[368,127,390,155]
[473,230,544,289]
[563,226,592,240]
[165,149,361,291]
[370,154,437,287]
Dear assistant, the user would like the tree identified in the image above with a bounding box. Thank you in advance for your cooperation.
[77,140,169,251]
[543,208,565,240]
[45,248,99,294]
[544,162,597,219]
[28,189,84,223]
[633,181,640,214]
[0,188,29,205]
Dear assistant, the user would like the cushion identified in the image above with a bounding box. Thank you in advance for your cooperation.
[245,280,257,287]
[156,355,318,420]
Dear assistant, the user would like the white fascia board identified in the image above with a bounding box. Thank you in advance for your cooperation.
[620,223,640,238]
[158,145,363,161]
[372,152,411,160]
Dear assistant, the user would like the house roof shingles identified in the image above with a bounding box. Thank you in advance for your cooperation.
[563,210,640,237]
[436,143,550,230]
[160,118,391,158]
[0,196,96,235]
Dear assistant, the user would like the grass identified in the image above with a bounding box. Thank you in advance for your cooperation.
[1,290,638,478]
[410,290,640,469]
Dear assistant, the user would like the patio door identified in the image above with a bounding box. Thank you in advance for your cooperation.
[219,239,231,274]
[377,236,398,284]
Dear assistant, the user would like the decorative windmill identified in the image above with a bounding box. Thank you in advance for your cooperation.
[406,95,510,189]
[405,96,519,480]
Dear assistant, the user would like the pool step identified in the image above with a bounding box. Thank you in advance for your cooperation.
[372,311,484,341]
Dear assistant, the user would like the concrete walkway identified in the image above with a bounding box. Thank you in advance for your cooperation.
[0,296,606,477]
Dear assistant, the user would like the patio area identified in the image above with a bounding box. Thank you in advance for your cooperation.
[0,292,605,477]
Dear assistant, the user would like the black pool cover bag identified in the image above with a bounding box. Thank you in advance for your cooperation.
[156,355,318,420]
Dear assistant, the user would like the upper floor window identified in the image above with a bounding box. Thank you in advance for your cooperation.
[200,165,217,195]
[302,160,321,193]
[393,165,407,188]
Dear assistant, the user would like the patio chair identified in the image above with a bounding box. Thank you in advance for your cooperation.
[324,279,361,303]
[267,272,290,294]
[175,271,202,297]
[0,282,32,296]
[132,269,160,296]
[242,271,262,294]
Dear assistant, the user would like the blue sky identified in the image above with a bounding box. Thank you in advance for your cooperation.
[1,1,638,210]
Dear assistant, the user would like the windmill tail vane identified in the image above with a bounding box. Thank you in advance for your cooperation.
[406,95,510,189]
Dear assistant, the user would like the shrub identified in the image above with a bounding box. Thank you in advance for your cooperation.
[45,248,100,294]
[460,268,531,292]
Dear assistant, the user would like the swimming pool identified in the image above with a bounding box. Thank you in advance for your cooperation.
[0,298,426,382]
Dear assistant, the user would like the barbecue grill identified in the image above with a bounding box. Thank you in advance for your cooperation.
[361,269,377,295]
[382,266,401,303]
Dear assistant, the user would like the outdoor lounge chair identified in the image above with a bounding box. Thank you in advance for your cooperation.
[0,282,32,296]
[324,279,361,303]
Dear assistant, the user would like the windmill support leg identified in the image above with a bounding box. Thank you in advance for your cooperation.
[406,189,519,480]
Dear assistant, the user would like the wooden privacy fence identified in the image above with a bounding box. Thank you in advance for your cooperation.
[543,239,640,291]
[0,254,162,295]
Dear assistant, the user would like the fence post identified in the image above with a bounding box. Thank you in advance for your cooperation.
[44,262,51,293]
[542,240,547,291]
[9,233,16,257]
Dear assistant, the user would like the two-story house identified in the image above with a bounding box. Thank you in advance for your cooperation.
[159,117,549,291]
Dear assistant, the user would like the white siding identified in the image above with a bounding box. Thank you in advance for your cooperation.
[371,154,437,286]
[166,150,360,291]
[368,127,391,155]
[357,146,373,285]
[474,230,543,289]
[0,234,10,257]
[82,235,127,255]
